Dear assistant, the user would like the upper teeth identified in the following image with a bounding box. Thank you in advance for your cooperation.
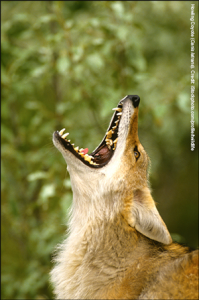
[106,129,113,138]
[113,138,118,145]
[105,105,122,150]
[112,107,122,112]
[106,138,113,146]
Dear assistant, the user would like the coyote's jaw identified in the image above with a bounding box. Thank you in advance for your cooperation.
[53,95,140,170]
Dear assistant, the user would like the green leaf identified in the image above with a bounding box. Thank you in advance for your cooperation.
[27,171,48,181]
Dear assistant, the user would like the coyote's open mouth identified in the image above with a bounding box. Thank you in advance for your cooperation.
[53,95,140,168]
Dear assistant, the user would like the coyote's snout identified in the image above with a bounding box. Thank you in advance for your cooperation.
[51,96,198,299]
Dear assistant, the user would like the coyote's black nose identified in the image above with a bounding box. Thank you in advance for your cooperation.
[127,95,140,108]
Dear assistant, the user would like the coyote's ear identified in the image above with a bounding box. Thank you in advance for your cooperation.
[127,188,172,245]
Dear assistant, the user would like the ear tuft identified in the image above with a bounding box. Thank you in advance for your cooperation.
[127,188,172,245]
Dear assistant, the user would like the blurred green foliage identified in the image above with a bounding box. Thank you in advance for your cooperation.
[1,1,198,299]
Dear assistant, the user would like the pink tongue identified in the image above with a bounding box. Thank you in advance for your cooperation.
[80,148,89,155]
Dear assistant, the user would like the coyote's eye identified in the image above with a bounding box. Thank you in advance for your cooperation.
[134,146,140,160]
[134,151,140,160]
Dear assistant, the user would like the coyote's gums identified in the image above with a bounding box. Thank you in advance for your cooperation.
[51,96,198,299]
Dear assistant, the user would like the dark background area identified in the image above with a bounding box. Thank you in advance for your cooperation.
[1,1,198,299]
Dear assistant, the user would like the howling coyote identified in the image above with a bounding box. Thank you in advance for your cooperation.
[51,95,198,299]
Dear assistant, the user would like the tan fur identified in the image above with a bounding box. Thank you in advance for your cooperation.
[51,96,198,299]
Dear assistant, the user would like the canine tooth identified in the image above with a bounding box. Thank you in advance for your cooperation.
[112,126,117,130]
[59,128,66,136]
[112,107,122,112]
[72,144,75,146]
[62,132,69,139]
[117,112,122,116]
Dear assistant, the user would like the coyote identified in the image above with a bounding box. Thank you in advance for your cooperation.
[51,95,198,299]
